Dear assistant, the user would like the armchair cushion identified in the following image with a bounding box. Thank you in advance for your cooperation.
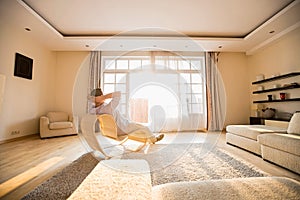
[49,121,73,130]
[47,112,69,123]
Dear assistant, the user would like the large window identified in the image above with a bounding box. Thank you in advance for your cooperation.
[102,55,151,115]
[101,51,206,131]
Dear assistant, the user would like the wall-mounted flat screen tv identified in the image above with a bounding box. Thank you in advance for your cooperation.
[14,53,33,80]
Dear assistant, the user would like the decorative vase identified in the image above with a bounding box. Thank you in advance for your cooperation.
[262,108,276,119]
[280,93,286,100]
[267,95,273,101]
[256,74,264,81]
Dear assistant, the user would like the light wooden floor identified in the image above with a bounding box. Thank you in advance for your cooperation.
[0,132,299,200]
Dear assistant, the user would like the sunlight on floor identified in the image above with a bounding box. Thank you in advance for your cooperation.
[155,131,222,144]
[0,156,64,198]
[96,131,223,146]
[86,131,224,159]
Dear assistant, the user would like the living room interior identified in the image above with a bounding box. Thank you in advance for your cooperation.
[0,0,300,199]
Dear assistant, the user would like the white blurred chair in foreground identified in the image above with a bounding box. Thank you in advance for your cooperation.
[80,114,150,159]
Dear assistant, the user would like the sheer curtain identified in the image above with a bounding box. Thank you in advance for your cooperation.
[205,52,226,131]
[100,51,207,132]
[151,51,207,132]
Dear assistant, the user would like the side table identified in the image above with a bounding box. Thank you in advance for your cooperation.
[250,117,264,125]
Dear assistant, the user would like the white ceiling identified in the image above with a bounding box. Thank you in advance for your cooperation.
[1,0,300,54]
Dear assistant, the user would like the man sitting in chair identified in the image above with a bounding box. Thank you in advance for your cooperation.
[88,88,164,143]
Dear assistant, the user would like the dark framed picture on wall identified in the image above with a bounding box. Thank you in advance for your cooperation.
[14,53,33,80]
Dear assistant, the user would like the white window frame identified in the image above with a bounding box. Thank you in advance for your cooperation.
[101,52,206,122]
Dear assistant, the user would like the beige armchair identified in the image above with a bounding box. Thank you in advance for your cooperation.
[40,111,78,138]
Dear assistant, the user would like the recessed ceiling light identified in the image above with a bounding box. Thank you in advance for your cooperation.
[25,27,31,31]
[269,30,275,34]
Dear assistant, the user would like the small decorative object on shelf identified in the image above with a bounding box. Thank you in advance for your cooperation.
[257,86,264,91]
[271,73,280,77]
[252,72,300,85]
[251,104,258,117]
[256,74,265,81]
[273,84,280,88]
[262,108,276,119]
[268,95,273,101]
[251,104,263,117]
[280,93,286,100]
[283,82,299,87]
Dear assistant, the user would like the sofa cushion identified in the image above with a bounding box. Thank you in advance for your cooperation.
[49,122,73,130]
[47,112,69,123]
[258,133,300,156]
[287,112,300,135]
[226,125,286,140]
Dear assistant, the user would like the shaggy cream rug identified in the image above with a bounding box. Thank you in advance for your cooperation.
[122,143,267,186]
[22,143,267,199]
[152,177,300,200]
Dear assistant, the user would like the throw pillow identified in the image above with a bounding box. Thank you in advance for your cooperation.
[287,112,300,135]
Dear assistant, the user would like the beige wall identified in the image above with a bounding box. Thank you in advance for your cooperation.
[57,51,251,129]
[0,24,56,141]
[55,52,90,114]
[218,52,250,127]
[247,27,300,116]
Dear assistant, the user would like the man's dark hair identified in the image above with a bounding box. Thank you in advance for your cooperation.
[90,88,103,97]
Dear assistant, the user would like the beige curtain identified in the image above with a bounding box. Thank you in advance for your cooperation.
[206,52,226,131]
[87,51,102,114]
[88,51,102,92]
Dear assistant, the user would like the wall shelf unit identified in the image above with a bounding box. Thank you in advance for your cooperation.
[253,85,300,94]
[253,98,300,103]
[252,72,300,85]
[252,72,300,104]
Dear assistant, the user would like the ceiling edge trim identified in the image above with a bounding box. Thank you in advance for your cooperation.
[18,0,298,54]
[17,0,63,38]
[63,35,244,42]
[20,0,293,41]
[245,0,299,40]
[246,21,300,55]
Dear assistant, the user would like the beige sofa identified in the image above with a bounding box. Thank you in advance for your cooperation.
[226,121,288,155]
[258,113,300,174]
[226,113,300,174]
[40,111,78,138]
